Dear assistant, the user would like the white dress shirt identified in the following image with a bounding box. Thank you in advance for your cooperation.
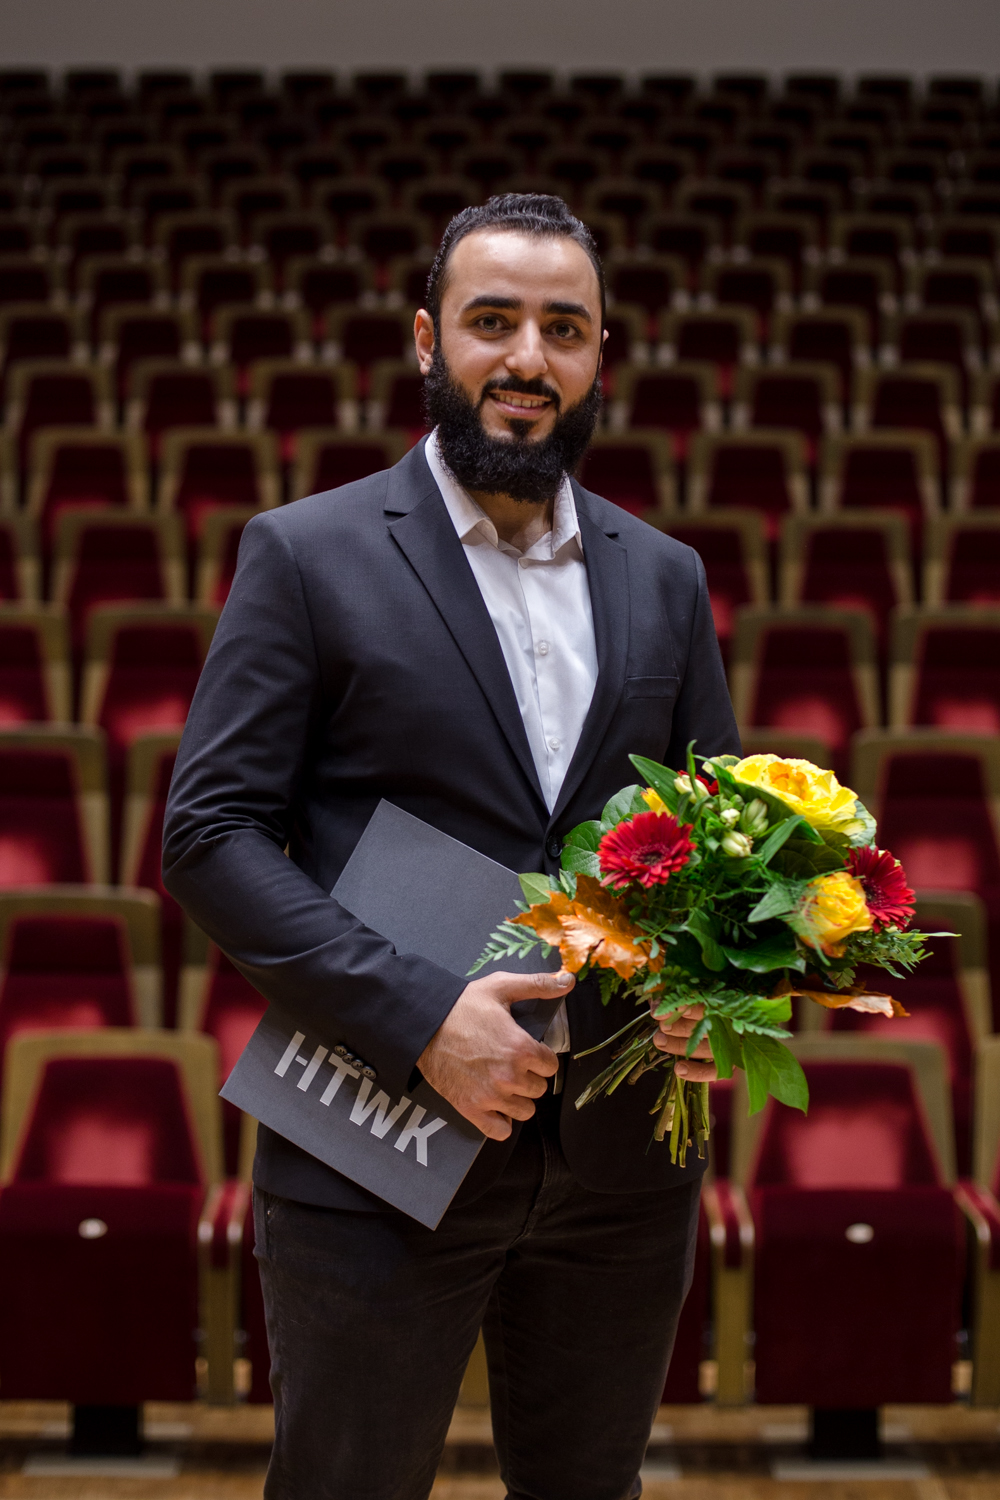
[425,428,598,1053]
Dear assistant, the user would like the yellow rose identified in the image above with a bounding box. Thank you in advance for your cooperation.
[791,871,872,956]
[642,787,668,813]
[731,754,864,837]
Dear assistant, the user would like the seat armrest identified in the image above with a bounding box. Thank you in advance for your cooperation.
[956,1180,1000,1272]
[198,1180,251,1403]
[703,1180,754,1269]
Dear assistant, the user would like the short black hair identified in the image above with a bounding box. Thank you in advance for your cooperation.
[424,193,606,332]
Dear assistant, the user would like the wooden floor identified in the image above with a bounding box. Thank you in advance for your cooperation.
[0,1401,994,1498]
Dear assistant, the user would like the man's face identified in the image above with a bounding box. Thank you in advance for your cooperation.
[417,228,604,444]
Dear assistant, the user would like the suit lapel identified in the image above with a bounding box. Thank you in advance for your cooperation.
[385,444,546,809]
[550,488,631,825]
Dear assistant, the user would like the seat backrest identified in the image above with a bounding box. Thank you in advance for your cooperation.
[973,1035,1000,1193]
[576,433,675,515]
[158,428,280,523]
[1,1028,220,1185]
[0,727,108,884]
[0,605,71,723]
[889,608,1000,731]
[734,1037,955,1188]
[25,429,148,528]
[290,429,408,500]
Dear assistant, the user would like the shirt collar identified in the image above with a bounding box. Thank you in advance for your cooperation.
[425,427,581,560]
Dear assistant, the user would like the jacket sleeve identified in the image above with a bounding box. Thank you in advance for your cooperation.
[665,551,742,767]
[161,510,465,1097]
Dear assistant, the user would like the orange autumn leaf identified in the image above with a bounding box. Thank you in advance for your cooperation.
[514,874,656,980]
[772,977,908,1019]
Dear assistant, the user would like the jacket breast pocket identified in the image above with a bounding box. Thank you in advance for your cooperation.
[624,675,679,701]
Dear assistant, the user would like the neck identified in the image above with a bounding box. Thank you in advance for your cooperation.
[467,488,556,551]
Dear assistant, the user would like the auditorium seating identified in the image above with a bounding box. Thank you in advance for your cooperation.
[957,1036,1000,1404]
[709,1036,964,1407]
[0,1028,220,1411]
[0,61,999,1413]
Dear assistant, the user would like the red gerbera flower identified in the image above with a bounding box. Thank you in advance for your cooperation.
[598,811,694,890]
[847,845,915,932]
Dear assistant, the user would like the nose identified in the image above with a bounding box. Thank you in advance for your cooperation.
[505,319,549,383]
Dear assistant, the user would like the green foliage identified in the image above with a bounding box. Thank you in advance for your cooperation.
[519,872,555,906]
[850,798,878,847]
[743,1034,809,1114]
[628,754,682,813]
[600,784,647,830]
[467,920,548,974]
[770,837,844,879]
[721,931,806,973]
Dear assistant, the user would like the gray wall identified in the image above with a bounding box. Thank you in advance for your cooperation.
[1,0,998,81]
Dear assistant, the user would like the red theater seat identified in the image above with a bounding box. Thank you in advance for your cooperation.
[687,431,809,540]
[180,940,267,1174]
[25,430,148,549]
[957,1037,1000,1403]
[0,606,70,724]
[819,431,940,550]
[659,309,756,397]
[656,511,768,655]
[209,306,311,395]
[125,359,236,460]
[98,304,198,401]
[924,515,1000,606]
[4,360,114,470]
[952,436,1000,512]
[0,1030,220,1406]
[0,514,39,603]
[709,1038,963,1408]
[769,309,868,406]
[50,511,185,662]
[890,609,1000,732]
[779,512,912,647]
[120,731,183,1021]
[821,894,990,1175]
[576,433,675,516]
[247,360,356,462]
[290,430,408,500]
[852,732,1000,1025]
[365,359,427,439]
[730,607,879,778]
[610,362,720,464]
[0,727,108,885]
[733,363,840,453]
[158,429,280,545]
[194,509,256,606]
[283,257,373,340]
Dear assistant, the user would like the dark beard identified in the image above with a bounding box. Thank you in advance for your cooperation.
[422,343,603,504]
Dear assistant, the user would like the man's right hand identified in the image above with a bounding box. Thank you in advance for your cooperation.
[417,969,575,1140]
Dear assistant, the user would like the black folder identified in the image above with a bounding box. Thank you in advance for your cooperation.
[220,801,561,1228]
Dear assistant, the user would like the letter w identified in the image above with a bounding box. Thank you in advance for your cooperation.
[349,1078,412,1139]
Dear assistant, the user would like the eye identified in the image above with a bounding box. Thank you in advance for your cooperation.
[475,314,505,332]
[551,321,580,339]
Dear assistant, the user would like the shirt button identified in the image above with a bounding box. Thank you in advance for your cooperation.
[536,640,550,656]
[548,737,561,751]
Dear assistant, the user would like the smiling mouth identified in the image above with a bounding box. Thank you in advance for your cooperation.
[486,390,553,416]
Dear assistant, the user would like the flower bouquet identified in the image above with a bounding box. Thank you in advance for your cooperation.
[473,749,936,1165]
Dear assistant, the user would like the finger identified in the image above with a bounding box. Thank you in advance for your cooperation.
[470,1110,513,1141]
[675,1059,717,1081]
[503,1096,538,1122]
[490,968,576,1005]
[657,1015,698,1036]
[653,1032,714,1059]
[522,1040,559,1078]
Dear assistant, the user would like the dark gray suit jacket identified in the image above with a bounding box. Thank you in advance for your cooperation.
[162,438,741,1210]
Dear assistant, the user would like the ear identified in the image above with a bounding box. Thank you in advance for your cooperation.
[414,309,435,375]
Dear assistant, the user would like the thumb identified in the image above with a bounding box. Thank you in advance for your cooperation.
[492,968,576,1005]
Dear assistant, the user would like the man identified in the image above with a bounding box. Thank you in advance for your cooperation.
[163,194,738,1500]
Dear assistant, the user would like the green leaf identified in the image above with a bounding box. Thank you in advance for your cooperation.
[754,994,793,1024]
[629,754,681,814]
[600,784,645,830]
[519,872,555,906]
[721,931,807,973]
[709,1016,743,1079]
[755,815,808,867]
[563,819,603,852]
[743,1034,809,1114]
[770,838,845,879]
[561,845,602,879]
[850,797,878,847]
[685,908,727,972]
[748,877,805,924]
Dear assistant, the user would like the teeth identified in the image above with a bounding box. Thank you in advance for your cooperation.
[497,394,547,409]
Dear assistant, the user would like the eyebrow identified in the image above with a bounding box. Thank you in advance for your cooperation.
[460,294,593,323]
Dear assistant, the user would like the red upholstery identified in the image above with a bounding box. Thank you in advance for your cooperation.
[945,528,1000,603]
[87,264,156,339]
[293,265,365,337]
[664,525,752,654]
[911,626,1000,733]
[0,1055,203,1402]
[36,443,130,542]
[0,628,49,726]
[675,317,743,393]
[110,313,181,398]
[785,318,855,400]
[661,1199,709,1403]
[749,1060,963,1405]
[829,939,974,1172]
[17,373,97,466]
[264,373,337,456]
[379,372,425,433]
[65,522,167,655]
[0,916,134,1060]
[225,314,294,392]
[339,314,406,371]
[799,527,898,644]
[172,443,263,540]
[200,948,267,1173]
[0,750,88,883]
[99,624,203,766]
[625,372,705,459]
[194,265,259,332]
[705,444,795,532]
[749,373,825,448]
[839,443,925,525]
[817,266,884,343]
[748,625,862,773]
[141,371,217,452]
[578,445,659,516]
[131,748,182,1023]
[0,528,19,602]
[871,374,948,455]
[309,441,395,492]
[0,312,71,383]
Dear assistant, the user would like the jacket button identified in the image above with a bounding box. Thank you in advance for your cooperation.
[360,1066,377,1080]
[546,836,562,859]
[333,1044,349,1058]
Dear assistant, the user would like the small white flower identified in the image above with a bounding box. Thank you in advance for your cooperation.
[741,798,769,837]
[721,831,753,858]
[674,773,708,799]
[720,807,741,827]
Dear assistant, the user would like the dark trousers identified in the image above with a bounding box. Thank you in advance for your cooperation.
[254,1087,702,1500]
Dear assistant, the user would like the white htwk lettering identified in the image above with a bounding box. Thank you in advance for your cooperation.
[274,1032,307,1077]
[319,1054,359,1105]
[394,1105,447,1165]
[349,1077,413,1139]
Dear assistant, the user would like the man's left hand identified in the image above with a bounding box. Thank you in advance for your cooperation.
[650,1001,717,1082]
